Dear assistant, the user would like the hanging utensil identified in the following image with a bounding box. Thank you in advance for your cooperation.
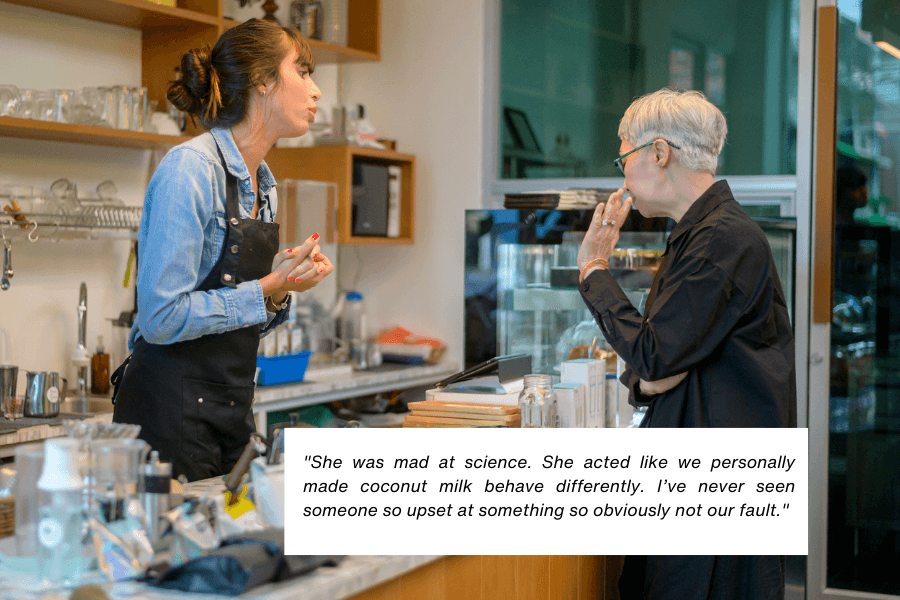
[1,240,9,291]
[4,238,12,279]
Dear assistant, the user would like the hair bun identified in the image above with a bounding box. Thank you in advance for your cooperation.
[167,46,214,115]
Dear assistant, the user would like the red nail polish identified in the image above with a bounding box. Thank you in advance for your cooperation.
[287,249,293,253]
[312,233,320,241]
[297,277,301,282]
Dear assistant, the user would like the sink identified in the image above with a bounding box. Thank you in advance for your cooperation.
[58,396,114,414]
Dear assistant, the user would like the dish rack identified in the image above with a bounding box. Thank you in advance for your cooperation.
[1,206,142,241]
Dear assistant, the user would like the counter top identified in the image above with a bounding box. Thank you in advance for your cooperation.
[0,471,441,600]
[0,413,112,459]
[252,361,459,414]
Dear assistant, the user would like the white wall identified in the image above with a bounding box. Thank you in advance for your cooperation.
[0,0,485,390]
[0,3,149,386]
[339,0,487,367]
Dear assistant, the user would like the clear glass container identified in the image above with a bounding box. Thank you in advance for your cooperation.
[518,374,557,428]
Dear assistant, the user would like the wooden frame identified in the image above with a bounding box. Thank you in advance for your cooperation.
[265,145,415,245]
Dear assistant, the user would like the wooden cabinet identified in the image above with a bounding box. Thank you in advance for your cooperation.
[342,555,620,600]
[266,145,416,245]
[0,0,382,147]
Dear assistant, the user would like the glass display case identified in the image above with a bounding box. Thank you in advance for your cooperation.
[464,209,797,376]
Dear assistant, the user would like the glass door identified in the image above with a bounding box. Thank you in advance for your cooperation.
[813,2,900,597]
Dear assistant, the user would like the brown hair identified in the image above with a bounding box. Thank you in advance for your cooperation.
[168,19,315,129]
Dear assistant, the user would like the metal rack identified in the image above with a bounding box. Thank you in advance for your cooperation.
[0,207,141,242]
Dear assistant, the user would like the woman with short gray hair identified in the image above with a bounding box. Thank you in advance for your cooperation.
[577,88,795,599]
[617,88,727,175]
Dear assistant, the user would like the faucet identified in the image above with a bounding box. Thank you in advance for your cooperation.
[74,282,89,399]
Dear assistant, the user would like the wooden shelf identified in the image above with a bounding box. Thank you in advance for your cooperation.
[2,0,381,148]
[305,38,380,63]
[2,0,220,30]
[0,116,189,150]
[265,145,415,245]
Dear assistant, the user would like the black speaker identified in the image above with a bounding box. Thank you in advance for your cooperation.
[351,162,390,236]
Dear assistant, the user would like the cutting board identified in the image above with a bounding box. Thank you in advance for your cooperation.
[403,414,520,428]
[408,400,519,416]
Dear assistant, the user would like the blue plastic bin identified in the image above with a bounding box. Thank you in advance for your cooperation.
[256,351,312,386]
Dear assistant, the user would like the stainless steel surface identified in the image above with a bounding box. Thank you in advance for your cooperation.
[23,371,65,418]
[76,282,88,398]
[139,450,171,546]
[57,396,112,414]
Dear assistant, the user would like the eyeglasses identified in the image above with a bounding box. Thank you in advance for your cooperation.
[613,139,681,174]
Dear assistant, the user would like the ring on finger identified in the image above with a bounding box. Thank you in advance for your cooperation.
[602,219,609,226]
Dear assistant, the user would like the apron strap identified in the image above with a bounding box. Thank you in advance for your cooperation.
[214,141,243,289]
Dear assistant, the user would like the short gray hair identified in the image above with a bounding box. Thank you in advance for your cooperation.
[618,88,727,175]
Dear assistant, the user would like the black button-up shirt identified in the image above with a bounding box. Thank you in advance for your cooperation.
[579,180,796,428]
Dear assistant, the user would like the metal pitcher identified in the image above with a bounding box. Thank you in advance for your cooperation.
[24,371,67,418]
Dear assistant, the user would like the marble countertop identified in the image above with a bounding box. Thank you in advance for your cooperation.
[0,413,112,459]
[0,474,441,600]
[252,361,459,414]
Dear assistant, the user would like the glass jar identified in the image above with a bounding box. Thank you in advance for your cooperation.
[518,374,557,428]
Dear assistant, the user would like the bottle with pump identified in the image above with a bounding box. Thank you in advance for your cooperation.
[91,336,110,395]
[37,438,86,585]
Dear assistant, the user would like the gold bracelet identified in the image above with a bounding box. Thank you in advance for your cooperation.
[579,257,609,283]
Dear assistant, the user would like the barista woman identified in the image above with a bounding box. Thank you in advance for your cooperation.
[112,19,333,482]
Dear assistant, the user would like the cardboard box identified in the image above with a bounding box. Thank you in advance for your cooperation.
[561,359,605,427]
[553,383,585,428]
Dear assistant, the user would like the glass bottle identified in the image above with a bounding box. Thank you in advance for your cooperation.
[518,374,557,428]
[90,336,110,395]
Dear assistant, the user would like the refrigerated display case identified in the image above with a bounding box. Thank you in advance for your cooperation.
[464,209,797,377]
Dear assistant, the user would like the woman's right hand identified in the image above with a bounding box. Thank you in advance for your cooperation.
[260,233,332,297]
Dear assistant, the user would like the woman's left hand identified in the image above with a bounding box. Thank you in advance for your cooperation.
[639,371,687,396]
[577,188,633,270]
[283,248,334,292]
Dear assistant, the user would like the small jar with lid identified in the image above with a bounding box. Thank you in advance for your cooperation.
[518,374,557,428]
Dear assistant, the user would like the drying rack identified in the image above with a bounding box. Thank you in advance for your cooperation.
[0,206,142,242]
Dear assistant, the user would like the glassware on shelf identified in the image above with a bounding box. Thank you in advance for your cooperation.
[49,89,75,123]
[0,85,20,117]
[14,89,37,119]
[290,0,324,39]
[111,86,132,130]
[129,86,147,131]
[323,0,348,46]
[518,374,557,428]
[33,91,55,122]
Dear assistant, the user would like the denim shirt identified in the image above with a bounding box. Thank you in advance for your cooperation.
[128,128,290,350]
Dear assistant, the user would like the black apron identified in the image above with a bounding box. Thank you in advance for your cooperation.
[113,142,279,482]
